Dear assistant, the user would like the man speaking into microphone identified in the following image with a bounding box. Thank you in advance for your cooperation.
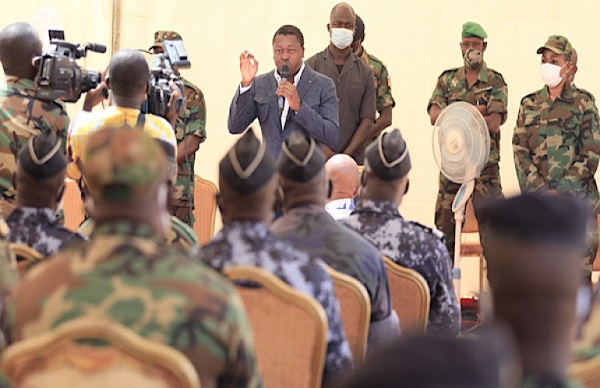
[228,25,340,158]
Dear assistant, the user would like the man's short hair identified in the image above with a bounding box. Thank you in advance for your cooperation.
[107,49,150,98]
[272,25,304,48]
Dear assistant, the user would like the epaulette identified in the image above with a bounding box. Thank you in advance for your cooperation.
[573,86,596,101]
[410,220,445,241]
[438,67,461,78]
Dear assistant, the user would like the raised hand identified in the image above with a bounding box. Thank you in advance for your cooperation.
[240,50,258,87]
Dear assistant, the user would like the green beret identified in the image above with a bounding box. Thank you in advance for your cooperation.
[536,35,573,59]
[462,22,487,39]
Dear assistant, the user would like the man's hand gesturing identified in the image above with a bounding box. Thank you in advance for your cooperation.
[240,50,258,87]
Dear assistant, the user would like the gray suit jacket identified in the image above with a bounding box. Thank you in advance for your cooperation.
[228,65,339,159]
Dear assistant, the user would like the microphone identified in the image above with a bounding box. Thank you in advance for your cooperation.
[278,64,289,114]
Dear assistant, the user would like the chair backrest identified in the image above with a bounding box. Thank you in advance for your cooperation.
[462,198,479,233]
[383,256,431,336]
[323,265,370,365]
[223,265,328,388]
[1,317,200,388]
[570,356,600,387]
[192,175,218,245]
[9,243,43,278]
[63,178,86,232]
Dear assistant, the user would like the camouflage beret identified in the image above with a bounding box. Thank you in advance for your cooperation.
[18,131,66,180]
[150,30,183,50]
[353,14,365,42]
[219,128,275,194]
[536,35,573,59]
[478,192,590,248]
[462,21,487,39]
[365,129,411,181]
[82,126,168,203]
[278,131,326,183]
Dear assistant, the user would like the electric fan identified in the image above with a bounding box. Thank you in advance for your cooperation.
[432,101,490,297]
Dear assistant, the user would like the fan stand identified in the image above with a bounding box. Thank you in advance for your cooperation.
[451,180,475,299]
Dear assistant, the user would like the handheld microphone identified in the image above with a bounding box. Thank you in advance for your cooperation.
[278,64,289,113]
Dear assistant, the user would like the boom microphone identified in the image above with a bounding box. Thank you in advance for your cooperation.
[278,64,289,114]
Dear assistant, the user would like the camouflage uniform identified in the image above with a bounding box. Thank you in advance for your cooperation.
[271,205,401,350]
[343,199,461,335]
[78,215,199,253]
[3,220,262,388]
[0,77,69,209]
[173,77,207,228]
[427,62,508,260]
[513,82,600,272]
[197,220,353,381]
[358,48,395,118]
[6,207,87,257]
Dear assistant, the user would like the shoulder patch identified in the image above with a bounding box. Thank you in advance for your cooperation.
[410,221,445,241]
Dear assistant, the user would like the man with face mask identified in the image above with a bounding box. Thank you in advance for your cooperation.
[426,21,508,263]
[513,35,600,279]
[305,2,376,163]
[228,24,339,159]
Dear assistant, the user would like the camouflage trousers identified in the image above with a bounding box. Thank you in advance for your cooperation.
[435,163,503,264]
[172,164,195,228]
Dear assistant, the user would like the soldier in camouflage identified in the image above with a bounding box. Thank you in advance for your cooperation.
[150,31,207,229]
[343,129,460,335]
[351,15,395,140]
[198,128,353,384]
[7,131,86,258]
[272,130,400,351]
[0,23,68,216]
[427,21,508,262]
[513,35,600,275]
[3,126,262,388]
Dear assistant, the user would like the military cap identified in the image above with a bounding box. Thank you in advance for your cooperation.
[278,131,326,182]
[536,35,574,59]
[150,30,182,50]
[462,21,487,39]
[82,126,168,203]
[478,192,590,248]
[18,131,66,180]
[353,14,365,42]
[365,129,411,181]
[219,128,275,194]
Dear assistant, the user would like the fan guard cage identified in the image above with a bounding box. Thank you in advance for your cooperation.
[432,101,490,184]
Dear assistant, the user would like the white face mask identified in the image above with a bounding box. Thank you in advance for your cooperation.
[330,28,353,50]
[540,62,566,88]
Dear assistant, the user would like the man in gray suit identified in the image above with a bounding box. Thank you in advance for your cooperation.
[228,24,340,159]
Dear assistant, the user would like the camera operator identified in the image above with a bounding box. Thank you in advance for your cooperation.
[0,22,106,216]
[66,49,178,194]
[150,31,206,228]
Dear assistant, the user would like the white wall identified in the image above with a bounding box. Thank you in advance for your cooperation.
[2,0,600,229]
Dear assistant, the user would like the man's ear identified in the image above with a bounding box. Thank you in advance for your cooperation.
[327,179,333,199]
[482,41,488,52]
[327,23,331,33]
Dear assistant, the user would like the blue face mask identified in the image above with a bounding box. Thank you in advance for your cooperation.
[330,28,353,50]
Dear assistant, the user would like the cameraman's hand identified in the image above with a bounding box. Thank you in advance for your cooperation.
[240,50,258,87]
[83,72,107,112]
[165,81,183,129]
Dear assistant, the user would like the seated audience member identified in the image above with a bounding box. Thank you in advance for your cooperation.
[2,126,261,388]
[574,286,600,361]
[479,193,589,387]
[340,332,518,388]
[325,153,359,220]
[198,128,353,384]
[76,137,198,253]
[66,49,177,186]
[272,131,400,351]
[344,129,460,335]
[7,131,86,257]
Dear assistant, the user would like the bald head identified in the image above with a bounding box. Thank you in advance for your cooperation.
[107,49,150,98]
[326,154,359,201]
[0,22,42,79]
[330,2,356,21]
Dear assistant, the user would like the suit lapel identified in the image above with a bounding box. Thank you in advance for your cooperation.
[296,66,315,100]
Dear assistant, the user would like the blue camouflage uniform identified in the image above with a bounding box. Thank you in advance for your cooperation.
[343,199,460,335]
[197,220,353,382]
